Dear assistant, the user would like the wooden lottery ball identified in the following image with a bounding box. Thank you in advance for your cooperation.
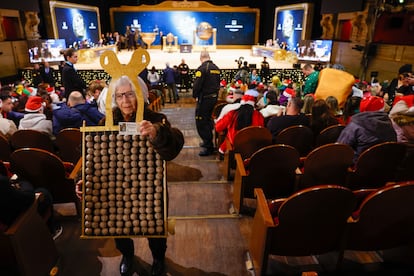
[131,154,138,161]
[139,213,146,220]
[101,134,108,142]
[139,147,146,154]
[125,221,132,228]
[139,187,146,194]
[156,219,164,226]
[132,206,139,214]
[138,160,146,167]
[116,221,123,228]
[85,221,92,228]
[123,144,131,151]
[141,227,148,233]
[146,140,151,146]
[117,154,124,161]
[130,213,138,220]
[101,228,109,235]
[100,209,107,216]
[85,195,92,202]
[108,201,116,207]
[93,135,101,143]
[93,209,100,216]
[132,201,139,207]
[85,214,92,221]
[148,167,155,174]
[138,174,145,181]
[139,140,146,147]
[154,179,162,186]
[86,141,94,148]
[116,200,123,207]
[99,221,107,229]
[93,143,101,150]
[156,160,163,166]
[146,186,154,193]
[140,220,148,227]
[139,207,146,214]
[131,187,139,194]
[147,147,154,154]
[155,153,161,160]
[94,202,101,209]
[131,148,138,154]
[109,208,116,215]
[87,148,94,155]
[131,167,139,175]
[146,207,153,214]
[102,202,108,209]
[146,194,154,201]
[101,169,108,176]
[116,147,123,154]
[108,216,116,223]
[155,186,163,193]
[108,148,116,155]
[108,167,116,175]
[139,154,146,161]
[123,195,130,202]
[108,194,116,201]
[86,202,93,208]
[116,141,123,148]
[91,189,99,196]
[156,226,164,233]
[86,154,94,162]
[146,180,154,188]
[92,196,99,203]
[108,187,115,195]
[123,155,131,163]
[124,135,131,141]
[116,214,123,221]
[116,194,123,201]
[86,175,93,182]
[84,208,92,215]
[116,167,123,175]
[117,134,123,141]
[116,228,123,235]
[100,189,108,196]
[154,193,162,200]
[93,183,101,190]
[101,181,108,189]
[92,176,100,183]
[130,174,137,181]
[139,167,147,174]
[154,200,161,207]
[123,162,130,170]
[85,167,93,175]
[146,201,153,207]
[147,160,154,167]
[85,228,93,235]
[109,227,116,235]
[132,140,139,147]
[154,206,162,213]
[155,213,162,220]
[94,170,102,177]
[133,227,140,234]
[146,214,154,221]
[116,175,123,181]
[147,174,154,180]
[86,135,93,142]
[138,194,145,201]
[132,219,140,226]
[109,134,116,141]
[93,215,100,222]
[124,188,131,195]
[101,215,108,222]
[148,227,155,234]
[122,214,130,221]
[131,181,139,188]
[86,161,93,168]
[115,187,122,194]
[85,181,93,188]
[101,155,109,163]
[124,208,131,215]
[125,201,132,208]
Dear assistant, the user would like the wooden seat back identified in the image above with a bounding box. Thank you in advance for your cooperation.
[300,143,354,188]
[274,125,314,157]
[233,126,273,160]
[315,124,345,147]
[10,129,55,153]
[0,134,11,162]
[349,142,406,189]
[55,128,82,164]
[347,182,414,251]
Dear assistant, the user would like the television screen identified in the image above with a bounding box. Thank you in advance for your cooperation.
[297,40,333,63]
[28,39,66,63]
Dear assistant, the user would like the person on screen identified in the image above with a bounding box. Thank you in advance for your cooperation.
[282,13,294,39]
[72,13,86,38]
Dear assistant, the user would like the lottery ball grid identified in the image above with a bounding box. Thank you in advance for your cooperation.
[81,132,166,238]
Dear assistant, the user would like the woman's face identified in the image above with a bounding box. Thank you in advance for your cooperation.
[115,84,137,119]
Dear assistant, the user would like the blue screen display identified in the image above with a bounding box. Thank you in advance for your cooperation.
[297,40,333,63]
[112,11,257,45]
[274,9,305,52]
[54,7,100,47]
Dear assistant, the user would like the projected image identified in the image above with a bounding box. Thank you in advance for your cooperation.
[50,2,100,48]
[28,39,66,63]
[274,4,312,52]
[112,10,257,45]
[297,40,333,63]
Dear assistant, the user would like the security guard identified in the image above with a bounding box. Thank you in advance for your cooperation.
[193,51,221,156]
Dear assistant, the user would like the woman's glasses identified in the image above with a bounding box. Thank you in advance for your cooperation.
[115,91,135,100]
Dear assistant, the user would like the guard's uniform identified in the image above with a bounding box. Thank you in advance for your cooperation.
[192,60,220,155]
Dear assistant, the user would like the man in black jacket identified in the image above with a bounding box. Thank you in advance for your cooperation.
[192,51,220,156]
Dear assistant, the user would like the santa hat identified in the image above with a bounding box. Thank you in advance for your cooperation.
[257,82,265,90]
[359,96,385,112]
[220,80,227,87]
[390,95,414,116]
[46,87,55,93]
[25,96,44,112]
[282,87,296,98]
[241,89,258,106]
[235,80,242,88]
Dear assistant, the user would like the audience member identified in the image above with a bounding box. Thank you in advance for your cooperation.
[32,63,43,87]
[259,90,285,118]
[267,97,310,141]
[337,96,397,162]
[340,95,362,125]
[178,59,190,91]
[302,63,319,95]
[389,95,414,143]
[216,88,244,121]
[40,61,56,87]
[215,89,264,154]
[310,99,339,136]
[301,94,315,115]
[0,95,18,138]
[53,91,104,135]
[62,48,86,99]
[19,96,53,137]
[325,95,342,116]
[163,63,178,103]
[147,66,160,88]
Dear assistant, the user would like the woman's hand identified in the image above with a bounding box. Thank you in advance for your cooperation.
[75,179,83,200]
[139,120,157,140]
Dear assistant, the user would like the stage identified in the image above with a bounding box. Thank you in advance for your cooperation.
[74,48,294,70]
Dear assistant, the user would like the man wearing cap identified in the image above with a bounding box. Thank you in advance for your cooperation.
[19,96,53,137]
[337,95,396,162]
[193,50,221,156]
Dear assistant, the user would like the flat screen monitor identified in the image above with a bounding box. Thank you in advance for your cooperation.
[297,39,333,63]
[28,39,66,63]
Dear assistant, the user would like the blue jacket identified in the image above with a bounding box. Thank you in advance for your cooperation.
[52,102,104,135]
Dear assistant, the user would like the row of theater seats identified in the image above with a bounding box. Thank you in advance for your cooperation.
[249,182,414,275]
[222,126,413,214]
